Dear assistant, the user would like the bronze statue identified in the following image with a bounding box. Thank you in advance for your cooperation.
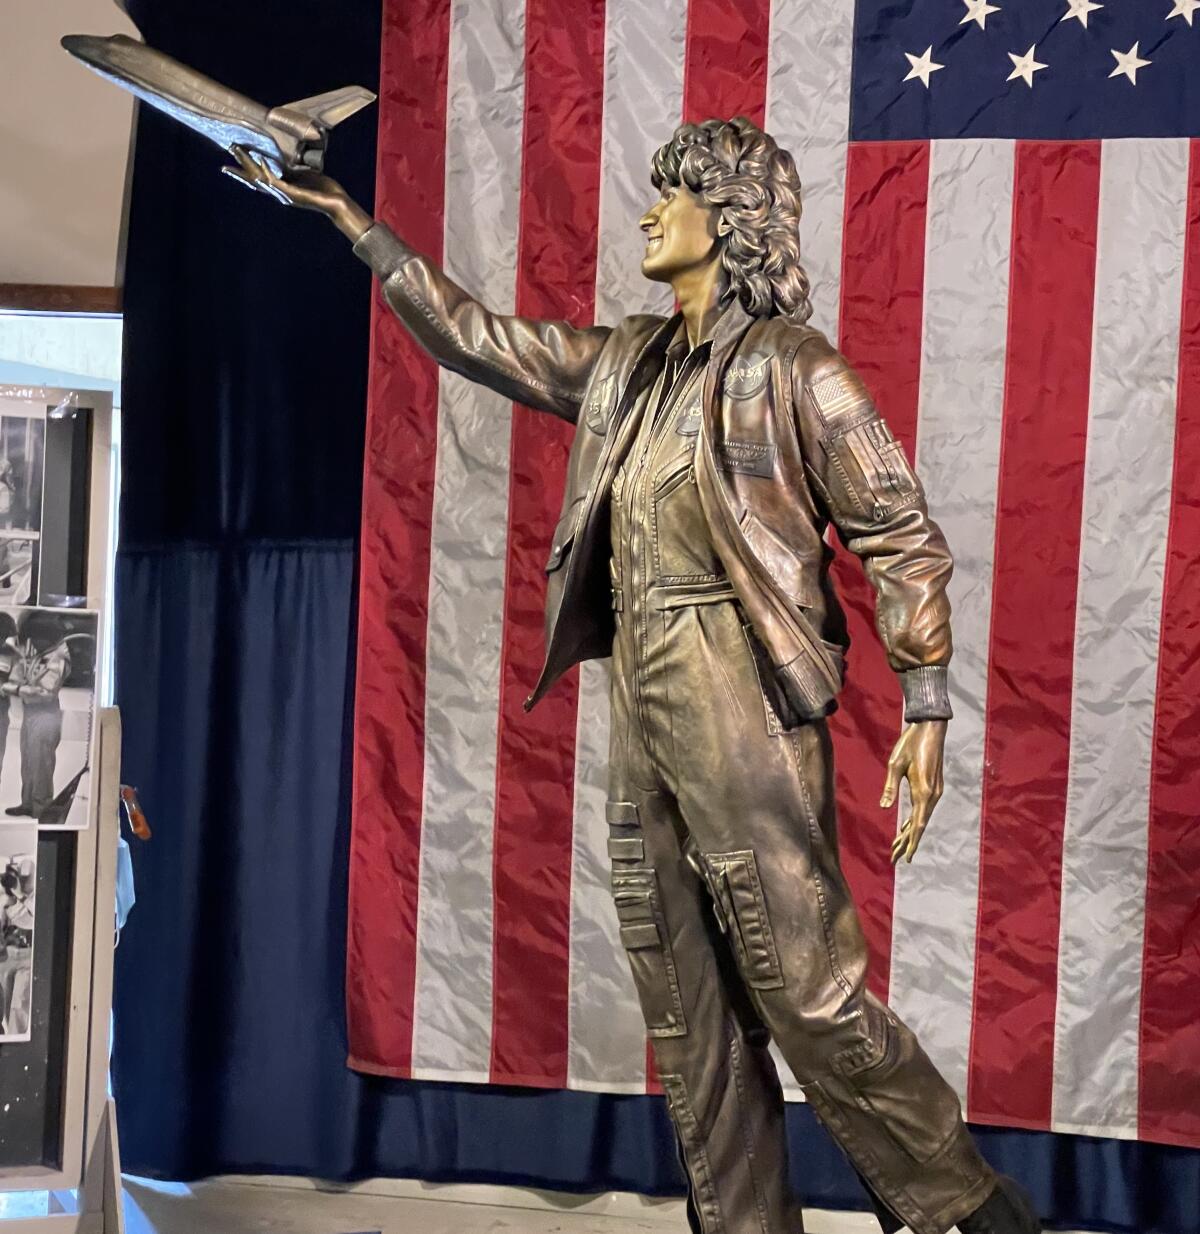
[225,119,1040,1234]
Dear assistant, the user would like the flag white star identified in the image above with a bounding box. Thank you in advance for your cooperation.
[903,46,945,88]
[1109,41,1151,83]
[1166,0,1200,25]
[960,0,1001,30]
[1007,44,1048,87]
[1061,0,1103,26]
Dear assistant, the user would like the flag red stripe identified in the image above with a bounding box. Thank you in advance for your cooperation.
[346,0,452,1076]
[489,0,608,1088]
[1139,138,1200,1148]
[833,140,931,1004]
[968,141,1100,1128]
[681,0,771,128]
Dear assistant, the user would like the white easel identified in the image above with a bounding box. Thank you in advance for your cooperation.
[0,707,124,1234]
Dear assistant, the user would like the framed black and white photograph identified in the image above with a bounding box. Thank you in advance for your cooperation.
[0,396,47,608]
[0,608,98,828]
[0,825,36,1043]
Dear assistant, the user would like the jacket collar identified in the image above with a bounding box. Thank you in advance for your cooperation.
[699,296,758,414]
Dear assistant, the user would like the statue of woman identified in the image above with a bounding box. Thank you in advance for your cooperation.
[226,116,1039,1234]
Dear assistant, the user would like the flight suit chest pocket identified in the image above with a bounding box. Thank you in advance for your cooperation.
[611,867,688,1038]
[651,449,723,583]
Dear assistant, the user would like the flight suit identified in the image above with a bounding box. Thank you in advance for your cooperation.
[353,223,998,1234]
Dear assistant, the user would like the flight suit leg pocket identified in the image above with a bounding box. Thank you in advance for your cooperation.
[611,866,688,1039]
[702,851,784,991]
[608,803,687,1039]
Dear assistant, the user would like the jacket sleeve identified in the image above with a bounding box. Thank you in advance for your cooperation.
[353,221,611,423]
[790,339,954,722]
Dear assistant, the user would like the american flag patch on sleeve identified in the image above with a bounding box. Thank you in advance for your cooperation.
[807,369,874,427]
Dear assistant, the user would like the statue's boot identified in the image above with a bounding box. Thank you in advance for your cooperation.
[958,1175,1042,1234]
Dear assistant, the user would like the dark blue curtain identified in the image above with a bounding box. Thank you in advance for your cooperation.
[110,5,1200,1231]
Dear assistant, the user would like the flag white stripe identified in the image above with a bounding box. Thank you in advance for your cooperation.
[410,0,527,1080]
[567,0,688,1090]
[1051,138,1190,1137]
[765,0,856,341]
[888,139,1014,1103]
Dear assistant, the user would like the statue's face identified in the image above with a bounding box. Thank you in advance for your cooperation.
[639,181,720,282]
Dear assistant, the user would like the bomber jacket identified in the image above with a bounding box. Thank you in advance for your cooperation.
[354,222,954,724]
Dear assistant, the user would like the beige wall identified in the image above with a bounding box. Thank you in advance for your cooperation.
[0,0,138,287]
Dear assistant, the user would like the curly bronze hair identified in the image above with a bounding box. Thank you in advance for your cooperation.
[650,116,813,324]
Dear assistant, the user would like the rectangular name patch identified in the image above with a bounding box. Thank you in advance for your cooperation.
[717,439,776,478]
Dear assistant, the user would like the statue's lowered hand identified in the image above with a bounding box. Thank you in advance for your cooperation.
[881,720,947,865]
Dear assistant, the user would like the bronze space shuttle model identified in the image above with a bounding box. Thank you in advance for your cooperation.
[61,33,375,176]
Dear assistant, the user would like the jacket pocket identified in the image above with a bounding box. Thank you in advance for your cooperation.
[611,869,687,1038]
[737,509,815,609]
[545,495,585,573]
[741,622,795,735]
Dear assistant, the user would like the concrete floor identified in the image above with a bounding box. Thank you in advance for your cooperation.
[122,1176,884,1234]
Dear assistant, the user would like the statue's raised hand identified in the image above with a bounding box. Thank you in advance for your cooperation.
[222,146,371,240]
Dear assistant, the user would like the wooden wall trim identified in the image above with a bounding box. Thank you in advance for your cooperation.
[0,284,122,314]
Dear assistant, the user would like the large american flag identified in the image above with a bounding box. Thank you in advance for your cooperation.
[345,0,1200,1149]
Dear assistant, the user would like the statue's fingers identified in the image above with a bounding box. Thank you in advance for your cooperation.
[880,753,904,808]
[221,165,258,192]
[260,181,294,206]
[229,145,259,176]
[905,797,932,863]
[890,819,910,865]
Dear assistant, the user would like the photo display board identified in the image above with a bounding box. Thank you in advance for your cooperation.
[0,387,112,1167]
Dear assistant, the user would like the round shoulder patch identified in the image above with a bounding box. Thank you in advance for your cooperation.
[723,355,771,399]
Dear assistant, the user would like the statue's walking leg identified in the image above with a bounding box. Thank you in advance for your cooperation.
[608,598,999,1234]
[606,643,805,1234]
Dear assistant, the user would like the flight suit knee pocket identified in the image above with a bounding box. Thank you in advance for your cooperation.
[702,851,784,991]
[832,1002,965,1165]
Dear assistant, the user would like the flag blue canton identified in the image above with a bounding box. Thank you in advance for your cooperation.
[851,0,1200,140]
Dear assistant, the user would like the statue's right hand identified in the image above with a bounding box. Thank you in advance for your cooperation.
[221,145,349,217]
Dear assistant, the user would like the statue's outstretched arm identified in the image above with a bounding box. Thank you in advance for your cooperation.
[224,147,610,422]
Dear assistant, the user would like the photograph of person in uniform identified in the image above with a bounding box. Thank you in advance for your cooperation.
[0,404,48,607]
[0,831,36,1043]
[0,609,97,827]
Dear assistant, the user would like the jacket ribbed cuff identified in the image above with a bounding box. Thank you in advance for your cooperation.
[900,665,952,722]
[351,221,410,282]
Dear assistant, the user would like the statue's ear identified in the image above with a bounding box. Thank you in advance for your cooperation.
[716,213,733,238]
